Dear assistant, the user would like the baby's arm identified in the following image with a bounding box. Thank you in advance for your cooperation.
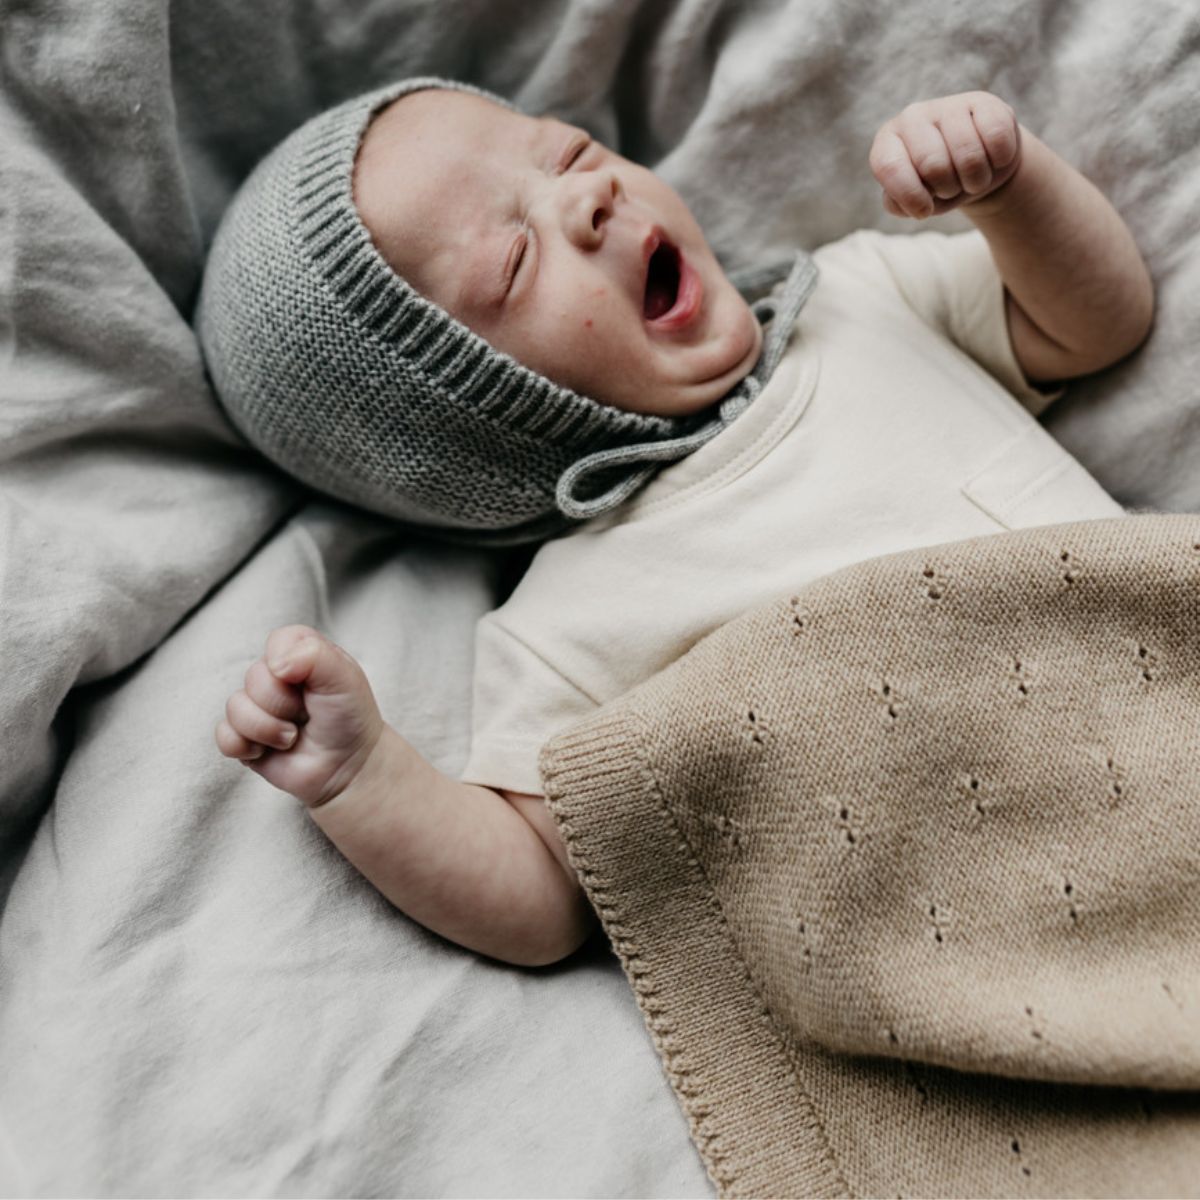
[870,92,1155,384]
[216,626,594,968]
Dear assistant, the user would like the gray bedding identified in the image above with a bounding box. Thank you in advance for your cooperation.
[1,1,1197,1194]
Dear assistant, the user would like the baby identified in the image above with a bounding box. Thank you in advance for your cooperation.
[201,77,1153,968]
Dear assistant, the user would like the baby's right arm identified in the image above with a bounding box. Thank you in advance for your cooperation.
[216,626,595,967]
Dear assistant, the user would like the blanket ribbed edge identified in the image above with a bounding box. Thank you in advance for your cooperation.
[540,709,850,1200]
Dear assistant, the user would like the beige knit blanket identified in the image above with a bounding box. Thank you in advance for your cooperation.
[539,514,1200,1199]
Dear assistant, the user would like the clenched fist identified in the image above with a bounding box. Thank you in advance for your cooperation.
[869,91,1023,219]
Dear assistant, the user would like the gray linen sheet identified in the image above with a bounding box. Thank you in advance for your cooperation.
[1,1,1197,1194]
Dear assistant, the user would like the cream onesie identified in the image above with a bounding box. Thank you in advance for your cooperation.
[460,228,1126,796]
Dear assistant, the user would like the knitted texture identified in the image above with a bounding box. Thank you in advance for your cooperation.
[195,76,731,545]
[539,513,1200,1199]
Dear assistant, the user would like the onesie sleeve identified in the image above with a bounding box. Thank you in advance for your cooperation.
[855,228,1066,416]
[459,614,599,796]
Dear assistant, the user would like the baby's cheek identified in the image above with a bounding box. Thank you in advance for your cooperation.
[563,304,639,401]
[561,287,613,343]
[581,285,611,330]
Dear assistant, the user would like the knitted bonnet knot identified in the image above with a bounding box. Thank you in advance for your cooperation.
[195,74,820,545]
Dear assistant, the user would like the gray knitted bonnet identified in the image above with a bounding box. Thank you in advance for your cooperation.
[195,76,818,545]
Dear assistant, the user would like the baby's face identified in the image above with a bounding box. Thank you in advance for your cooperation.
[353,89,763,417]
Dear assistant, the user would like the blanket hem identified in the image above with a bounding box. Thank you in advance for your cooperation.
[540,710,852,1200]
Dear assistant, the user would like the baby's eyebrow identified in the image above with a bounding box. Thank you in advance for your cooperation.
[453,217,510,314]
[532,116,574,166]
[453,244,506,313]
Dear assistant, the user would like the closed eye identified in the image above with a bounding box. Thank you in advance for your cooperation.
[558,132,591,172]
[506,231,528,291]
[505,131,591,297]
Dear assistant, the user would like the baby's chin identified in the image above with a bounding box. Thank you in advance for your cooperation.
[676,295,764,412]
[650,323,762,416]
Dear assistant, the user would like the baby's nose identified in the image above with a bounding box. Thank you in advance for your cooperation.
[564,171,621,246]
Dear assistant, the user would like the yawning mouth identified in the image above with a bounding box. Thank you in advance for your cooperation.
[643,240,682,320]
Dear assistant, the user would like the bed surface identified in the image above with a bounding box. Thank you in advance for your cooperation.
[1,0,1197,1193]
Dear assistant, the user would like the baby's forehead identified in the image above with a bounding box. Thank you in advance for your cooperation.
[360,88,603,194]
[364,87,541,164]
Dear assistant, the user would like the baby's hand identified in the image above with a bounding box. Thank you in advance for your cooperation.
[215,625,385,808]
[869,91,1022,219]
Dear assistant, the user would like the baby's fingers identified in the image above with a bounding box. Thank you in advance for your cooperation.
[244,657,307,724]
[869,129,934,218]
[215,717,265,762]
[969,93,1020,170]
[895,112,962,200]
[223,688,299,754]
[938,106,993,196]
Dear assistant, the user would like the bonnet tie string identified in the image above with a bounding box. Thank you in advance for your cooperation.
[555,249,820,521]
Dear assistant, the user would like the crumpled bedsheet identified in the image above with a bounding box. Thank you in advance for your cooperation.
[1,0,1197,1194]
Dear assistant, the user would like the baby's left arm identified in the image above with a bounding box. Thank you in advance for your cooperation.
[869,92,1155,385]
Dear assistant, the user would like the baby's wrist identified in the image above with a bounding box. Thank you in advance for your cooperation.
[290,715,386,810]
[961,128,1050,222]
[306,720,406,810]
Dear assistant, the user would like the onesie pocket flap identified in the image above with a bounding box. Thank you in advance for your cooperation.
[961,425,1119,531]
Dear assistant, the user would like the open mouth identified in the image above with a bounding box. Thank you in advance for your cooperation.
[643,240,682,320]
